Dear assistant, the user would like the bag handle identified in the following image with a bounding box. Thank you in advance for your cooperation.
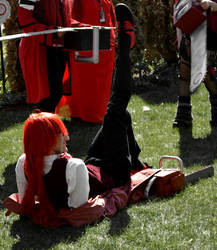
[144,155,183,199]
[159,155,183,172]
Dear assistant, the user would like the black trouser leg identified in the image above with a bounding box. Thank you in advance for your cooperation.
[37,47,68,112]
[85,33,143,187]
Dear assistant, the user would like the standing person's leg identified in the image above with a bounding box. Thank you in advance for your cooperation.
[204,29,217,127]
[85,3,143,187]
[37,48,68,112]
[204,51,217,126]
[173,33,193,128]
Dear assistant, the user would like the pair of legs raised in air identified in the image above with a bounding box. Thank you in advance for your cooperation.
[85,3,144,187]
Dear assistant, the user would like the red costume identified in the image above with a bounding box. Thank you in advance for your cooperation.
[18,0,82,110]
[56,0,117,123]
[3,168,158,227]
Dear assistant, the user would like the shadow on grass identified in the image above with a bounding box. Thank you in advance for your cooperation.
[10,219,86,249]
[0,163,17,210]
[64,118,101,158]
[0,105,32,132]
[4,201,130,249]
[178,127,217,167]
[10,208,130,249]
[133,63,179,105]
[8,209,130,249]
[108,208,130,236]
[134,82,178,105]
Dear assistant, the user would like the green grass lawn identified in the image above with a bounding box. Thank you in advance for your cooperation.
[0,83,216,249]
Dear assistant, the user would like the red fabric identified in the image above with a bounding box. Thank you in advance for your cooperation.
[174,0,217,34]
[206,0,217,33]
[118,21,135,48]
[3,169,158,227]
[56,0,117,123]
[18,1,83,104]
[208,13,217,33]
[18,6,52,103]
[87,164,115,198]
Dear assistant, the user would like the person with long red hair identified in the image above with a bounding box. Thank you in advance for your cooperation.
[15,4,143,226]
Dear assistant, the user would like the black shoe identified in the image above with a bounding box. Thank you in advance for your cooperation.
[173,103,193,128]
[115,3,135,48]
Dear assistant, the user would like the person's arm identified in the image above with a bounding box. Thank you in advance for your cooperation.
[15,154,27,202]
[110,1,117,47]
[65,158,90,208]
[17,0,56,46]
[18,0,89,46]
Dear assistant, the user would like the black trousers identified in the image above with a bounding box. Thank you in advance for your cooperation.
[37,47,69,112]
[85,34,143,187]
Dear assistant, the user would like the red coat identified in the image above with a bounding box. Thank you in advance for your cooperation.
[18,0,81,104]
[56,0,117,123]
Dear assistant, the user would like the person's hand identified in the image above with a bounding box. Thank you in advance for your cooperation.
[57,31,65,38]
[56,27,65,38]
[52,27,65,47]
[198,0,211,10]
[198,0,217,11]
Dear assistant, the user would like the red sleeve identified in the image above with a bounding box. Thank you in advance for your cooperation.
[109,2,117,47]
[61,0,92,28]
[110,2,117,28]
[17,7,55,46]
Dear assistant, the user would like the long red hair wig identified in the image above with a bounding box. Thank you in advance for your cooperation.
[22,112,68,226]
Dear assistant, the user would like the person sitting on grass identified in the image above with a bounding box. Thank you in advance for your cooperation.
[15,3,145,225]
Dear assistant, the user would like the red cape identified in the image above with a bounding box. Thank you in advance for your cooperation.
[3,169,158,227]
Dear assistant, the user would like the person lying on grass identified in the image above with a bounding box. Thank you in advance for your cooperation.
[15,3,145,225]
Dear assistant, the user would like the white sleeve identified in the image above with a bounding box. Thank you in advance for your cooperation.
[15,154,27,202]
[65,158,90,208]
